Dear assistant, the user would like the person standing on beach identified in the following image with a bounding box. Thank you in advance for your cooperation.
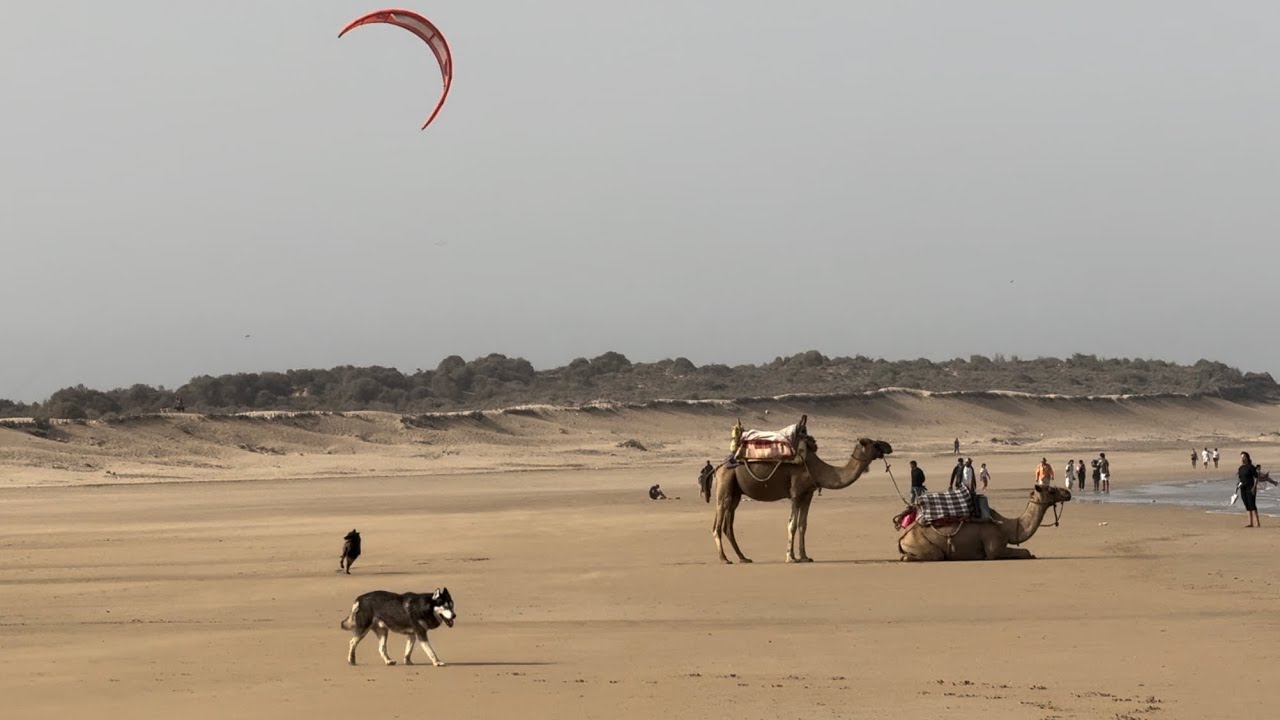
[1035,458,1055,487]
[962,458,976,492]
[1202,448,1211,470]
[974,463,992,519]
[1091,458,1101,492]
[1212,448,1220,469]
[1078,459,1086,490]
[1065,459,1077,489]
[1191,449,1198,469]
[1238,451,1261,528]
[909,460,927,501]
[954,438,960,455]
[950,457,965,489]
[1099,453,1111,493]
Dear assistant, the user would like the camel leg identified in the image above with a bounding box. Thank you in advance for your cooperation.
[723,493,751,563]
[785,497,803,563]
[899,530,946,561]
[997,546,1035,560]
[794,492,815,562]
[712,499,732,564]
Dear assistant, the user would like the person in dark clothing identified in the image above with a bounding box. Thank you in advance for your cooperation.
[954,438,960,455]
[340,529,362,574]
[909,460,927,501]
[649,484,669,500]
[698,461,715,500]
[949,457,965,489]
[1238,452,1261,528]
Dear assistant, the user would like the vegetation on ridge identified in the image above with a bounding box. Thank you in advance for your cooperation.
[1,352,1276,420]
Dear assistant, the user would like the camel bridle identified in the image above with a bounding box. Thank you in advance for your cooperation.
[1010,490,1066,545]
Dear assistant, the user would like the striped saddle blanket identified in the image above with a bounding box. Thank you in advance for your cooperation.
[913,485,974,526]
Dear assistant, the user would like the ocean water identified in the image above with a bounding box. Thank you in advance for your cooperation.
[1072,476,1280,516]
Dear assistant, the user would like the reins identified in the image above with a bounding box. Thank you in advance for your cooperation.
[884,459,910,505]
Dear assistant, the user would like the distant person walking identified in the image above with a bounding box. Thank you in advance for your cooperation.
[1202,448,1211,470]
[1098,453,1111,493]
[1212,448,1220,469]
[954,438,961,455]
[1035,458,1055,487]
[698,461,715,500]
[1238,451,1261,528]
[909,460,927,501]
[1191,449,1198,469]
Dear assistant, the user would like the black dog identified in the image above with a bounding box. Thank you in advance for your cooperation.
[340,529,361,574]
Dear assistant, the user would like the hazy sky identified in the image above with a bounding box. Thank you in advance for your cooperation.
[2,2,1275,402]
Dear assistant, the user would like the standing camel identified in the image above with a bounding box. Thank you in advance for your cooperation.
[710,437,893,564]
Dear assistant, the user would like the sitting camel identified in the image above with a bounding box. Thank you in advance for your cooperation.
[897,485,1072,561]
[710,437,893,564]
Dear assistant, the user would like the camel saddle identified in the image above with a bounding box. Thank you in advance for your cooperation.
[910,485,984,527]
[731,415,812,465]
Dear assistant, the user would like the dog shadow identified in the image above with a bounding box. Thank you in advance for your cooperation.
[434,661,555,668]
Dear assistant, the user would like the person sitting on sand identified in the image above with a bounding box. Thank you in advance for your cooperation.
[649,484,669,500]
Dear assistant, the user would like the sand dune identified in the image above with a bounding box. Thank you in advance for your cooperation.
[1,395,1278,719]
[3,392,1279,489]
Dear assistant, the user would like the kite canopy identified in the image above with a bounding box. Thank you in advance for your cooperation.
[339,8,454,130]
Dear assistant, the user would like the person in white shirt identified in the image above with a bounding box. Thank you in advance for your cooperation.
[962,458,976,492]
[975,463,992,520]
[1064,459,1076,489]
[1202,448,1211,469]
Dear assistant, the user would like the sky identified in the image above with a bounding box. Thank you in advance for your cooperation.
[1,1,1275,402]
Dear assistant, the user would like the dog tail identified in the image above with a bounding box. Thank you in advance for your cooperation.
[340,601,359,630]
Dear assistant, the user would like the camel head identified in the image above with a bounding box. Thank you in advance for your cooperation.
[851,438,893,464]
[1029,484,1073,505]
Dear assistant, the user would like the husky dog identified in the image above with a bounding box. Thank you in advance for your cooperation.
[340,588,456,667]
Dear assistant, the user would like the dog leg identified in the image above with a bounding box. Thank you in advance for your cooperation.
[347,628,369,666]
[375,627,395,665]
[417,632,445,667]
[403,636,416,665]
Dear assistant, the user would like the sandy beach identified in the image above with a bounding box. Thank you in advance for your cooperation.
[2,393,1279,719]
